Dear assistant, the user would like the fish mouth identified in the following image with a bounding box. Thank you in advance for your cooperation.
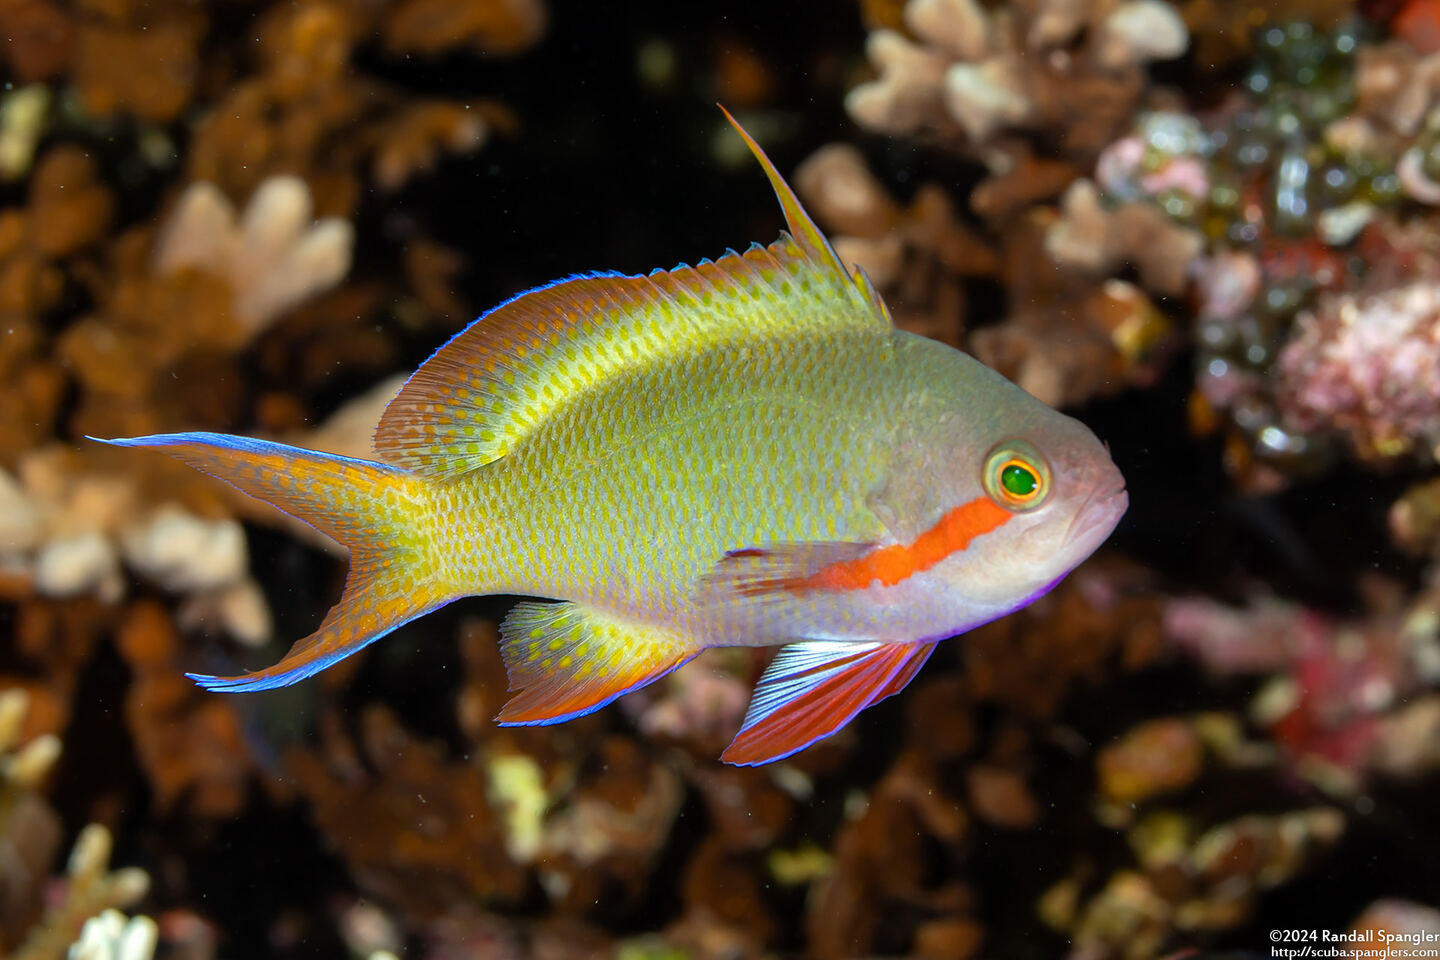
[1064,483,1129,553]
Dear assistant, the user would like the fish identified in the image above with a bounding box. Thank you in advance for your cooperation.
[94,108,1128,766]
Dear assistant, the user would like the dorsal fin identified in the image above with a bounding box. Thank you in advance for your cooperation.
[716,104,850,281]
[374,109,888,479]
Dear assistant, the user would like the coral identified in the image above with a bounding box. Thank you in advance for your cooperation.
[538,737,684,911]
[1390,474,1440,554]
[794,140,1178,406]
[1095,717,1206,808]
[796,142,995,346]
[1045,179,1203,296]
[0,448,135,603]
[0,689,63,950]
[960,559,1165,718]
[0,86,51,181]
[115,602,256,818]
[0,0,72,83]
[153,177,354,336]
[805,750,974,957]
[300,373,407,462]
[65,910,158,960]
[285,705,531,918]
[183,0,515,222]
[33,533,122,603]
[624,648,749,757]
[1047,808,1344,959]
[1276,279,1440,463]
[808,3,1198,411]
[1350,899,1440,942]
[371,101,492,192]
[847,0,1188,163]
[1164,584,1440,794]
[337,900,403,958]
[11,825,149,960]
[1148,18,1440,483]
[72,16,202,125]
[964,764,1038,828]
[487,752,549,863]
[0,447,269,641]
[381,0,547,57]
[119,505,247,593]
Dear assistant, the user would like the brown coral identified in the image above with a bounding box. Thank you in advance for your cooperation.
[381,0,546,57]
[115,601,254,818]
[286,705,531,919]
[72,16,202,125]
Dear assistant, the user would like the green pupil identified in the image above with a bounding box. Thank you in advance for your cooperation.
[1000,463,1037,497]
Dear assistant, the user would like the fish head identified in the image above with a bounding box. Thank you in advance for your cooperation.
[929,407,1127,611]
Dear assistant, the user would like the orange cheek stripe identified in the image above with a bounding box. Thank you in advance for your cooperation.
[799,496,1012,592]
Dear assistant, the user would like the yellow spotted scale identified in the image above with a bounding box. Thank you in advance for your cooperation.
[96,108,1127,766]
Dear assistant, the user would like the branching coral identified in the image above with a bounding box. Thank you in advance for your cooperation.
[153,176,354,337]
[795,143,1181,407]
[0,691,148,960]
[186,0,513,217]
[71,10,202,125]
[115,602,256,818]
[12,826,150,960]
[0,448,268,643]
[795,142,995,347]
[800,0,1197,411]
[1045,178,1203,296]
[0,2,537,923]
[381,0,546,57]
[848,0,1187,157]
[64,910,158,960]
[0,688,63,952]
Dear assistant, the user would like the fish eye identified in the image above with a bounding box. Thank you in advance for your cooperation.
[982,440,1050,511]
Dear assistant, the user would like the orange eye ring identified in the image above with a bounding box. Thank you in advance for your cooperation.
[982,441,1050,512]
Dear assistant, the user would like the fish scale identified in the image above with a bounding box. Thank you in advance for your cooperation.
[94,108,1127,766]
[462,329,891,624]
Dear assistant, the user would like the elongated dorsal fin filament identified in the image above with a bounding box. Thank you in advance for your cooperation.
[717,104,850,281]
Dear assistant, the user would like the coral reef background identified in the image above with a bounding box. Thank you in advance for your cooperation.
[4,0,1440,957]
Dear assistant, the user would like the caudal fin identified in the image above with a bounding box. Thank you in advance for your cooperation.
[93,432,449,691]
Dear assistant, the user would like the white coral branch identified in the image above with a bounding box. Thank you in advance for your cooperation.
[153,175,354,334]
[67,910,157,960]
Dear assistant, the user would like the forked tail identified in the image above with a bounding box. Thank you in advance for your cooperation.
[93,432,450,691]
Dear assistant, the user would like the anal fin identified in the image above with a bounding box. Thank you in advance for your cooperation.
[721,639,935,766]
[496,601,696,725]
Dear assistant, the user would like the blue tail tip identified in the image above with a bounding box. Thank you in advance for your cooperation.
[186,671,243,692]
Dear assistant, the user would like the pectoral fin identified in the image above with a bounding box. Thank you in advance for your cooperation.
[721,639,936,766]
[698,541,876,601]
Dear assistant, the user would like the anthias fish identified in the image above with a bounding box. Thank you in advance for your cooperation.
[98,110,1127,765]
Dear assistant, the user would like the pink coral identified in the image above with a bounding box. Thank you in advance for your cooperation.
[1277,280,1440,463]
[1164,588,1440,792]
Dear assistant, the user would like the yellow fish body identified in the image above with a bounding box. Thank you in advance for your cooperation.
[100,110,1127,765]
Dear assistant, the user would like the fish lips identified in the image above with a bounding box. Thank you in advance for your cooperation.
[1064,483,1129,559]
